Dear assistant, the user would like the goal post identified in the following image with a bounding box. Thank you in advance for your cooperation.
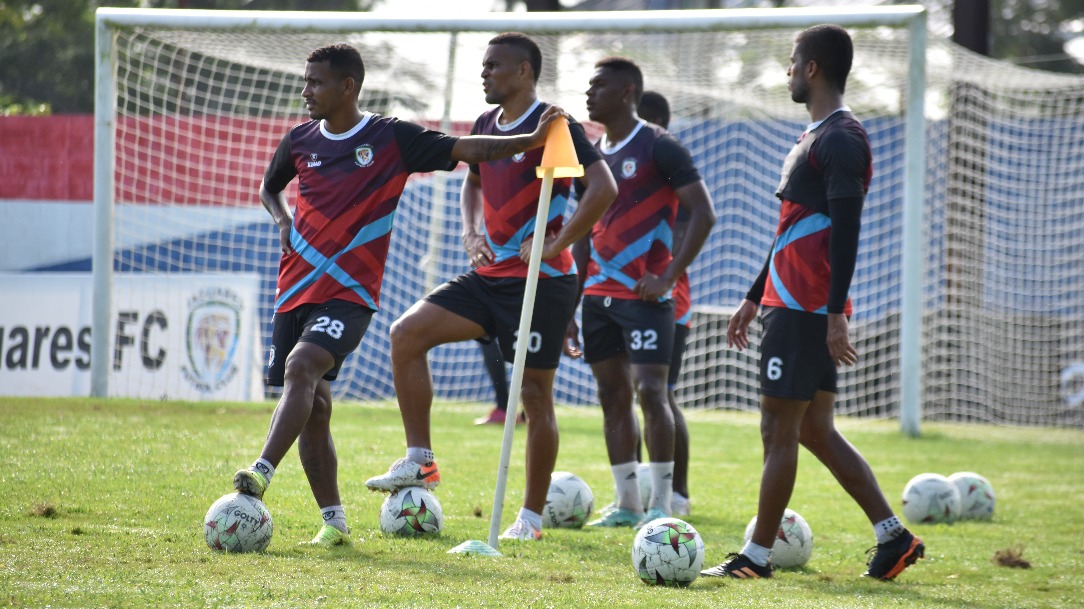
[91,7,931,423]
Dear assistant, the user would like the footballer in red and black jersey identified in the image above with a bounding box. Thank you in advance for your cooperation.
[263,113,458,313]
[467,100,601,279]
[581,120,701,301]
[761,109,871,315]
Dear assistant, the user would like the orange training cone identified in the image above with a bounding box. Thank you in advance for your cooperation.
[536,116,584,179]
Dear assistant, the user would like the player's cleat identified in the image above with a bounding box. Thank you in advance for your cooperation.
[233,468,269,499]
[863,530,925,580]
[300,524,352,548]
[634,507,669,530]
[587,507,641,528]
[672,493,691,517]
[474,407,506,425]
[701,553,775,579]
[498,518,542,541]
[365,458,440,492]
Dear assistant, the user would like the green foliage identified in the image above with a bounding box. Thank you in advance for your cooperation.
[0,1,380,115]
[1,397,1082,608]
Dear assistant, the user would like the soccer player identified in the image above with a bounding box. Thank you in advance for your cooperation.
[700,25,924,580]
[231,43,567,547]
[638,90,694,517]
[365,33,617,542]
[575,58,715,529]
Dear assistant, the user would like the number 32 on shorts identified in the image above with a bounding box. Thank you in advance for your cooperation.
[766,356,784,381]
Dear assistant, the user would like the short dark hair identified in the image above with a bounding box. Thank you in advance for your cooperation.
[489,32,543,83]
[307,44,366,90]
[595,56,644,105]
[638,90,670,129]
[795,24,853,93]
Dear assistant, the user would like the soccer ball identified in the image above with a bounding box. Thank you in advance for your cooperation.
[949,471,995,520]
[542,471,594,528]
[902,473,962,524]
[636,463,652,510]
[204,492,273,553]
[743,508,813,568]
[631,517,705,587]
[379,486,443,536]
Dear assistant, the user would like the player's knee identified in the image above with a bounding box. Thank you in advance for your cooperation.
[389,314,427,354]
[635,376,668,406]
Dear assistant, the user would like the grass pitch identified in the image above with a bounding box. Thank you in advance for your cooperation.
[1,397,1082,608]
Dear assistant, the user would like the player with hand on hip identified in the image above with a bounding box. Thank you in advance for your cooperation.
[571,58,715,530]
[365,33,617,543]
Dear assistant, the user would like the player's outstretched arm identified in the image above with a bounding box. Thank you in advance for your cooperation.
[450,106,567,164]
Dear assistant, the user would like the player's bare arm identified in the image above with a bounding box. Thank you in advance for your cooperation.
[635,180,716,301]
[827,313,858,366]
[519,159,617,263]
[726,299,758,351]
[259,181,294,255]
[460,172,492,267]
[451,106,567,164]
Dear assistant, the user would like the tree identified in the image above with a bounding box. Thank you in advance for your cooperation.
[0,0,379,114]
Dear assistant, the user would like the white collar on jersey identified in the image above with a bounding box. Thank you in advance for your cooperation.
[495,99,543,132]
[599,119,646,155]
[803,106,851,137]
[319,112,374,140]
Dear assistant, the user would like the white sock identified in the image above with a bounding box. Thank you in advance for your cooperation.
[406,447,435,466]
[648,461,674,514]
[320,505,348,533]
[518,507,543,531]
[874,515,905,544]
[252,458,275,482]
[611,461,642,512]
[741,540,772,567]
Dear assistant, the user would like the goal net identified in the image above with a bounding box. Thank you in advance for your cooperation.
[93,7,1083,427]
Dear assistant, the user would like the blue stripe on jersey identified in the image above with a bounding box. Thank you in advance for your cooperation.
[585,249,671,302]
[676,310,692,325]
[485,194,569,267]
[275,211,395,310]
[773,213,831,252]
[767,212,831,313]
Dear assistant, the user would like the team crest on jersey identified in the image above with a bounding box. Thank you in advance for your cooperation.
[512,152,526,163]
[354,145,375,167]
[621,158,637,178]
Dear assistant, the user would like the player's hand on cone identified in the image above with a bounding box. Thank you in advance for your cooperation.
[827,313,858,367]
[727,299,758,351]
[527,106,570,149]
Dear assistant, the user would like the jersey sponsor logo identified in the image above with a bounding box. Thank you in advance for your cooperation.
[306,153,322,168]
[512,152,526,163]
[621,158,637,179]
[354,144,374,167]
[267,345,276,369]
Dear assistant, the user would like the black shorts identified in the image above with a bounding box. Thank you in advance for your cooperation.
[758,306,837,400]
[582,295,675,365]
[668,324,690,387]
[266,299,373,386]
[425,272,578,370]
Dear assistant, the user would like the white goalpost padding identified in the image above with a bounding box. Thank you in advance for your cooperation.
[91,6,1084,430]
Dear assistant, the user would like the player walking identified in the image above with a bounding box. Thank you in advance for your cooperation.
[365,33,617,542]
[700,25,924,579]
[231,43,566,547]
[572,58,715,529]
